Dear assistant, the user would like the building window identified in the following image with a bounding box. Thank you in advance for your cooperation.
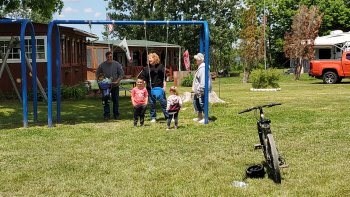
[0,40,20,59]
[87,48,92,68]
[25,38,46,60]
[0,36,47,63]
[318,48,331,59]
[131,51,140,66]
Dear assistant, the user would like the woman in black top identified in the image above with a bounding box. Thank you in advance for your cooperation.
[139,53,168,122]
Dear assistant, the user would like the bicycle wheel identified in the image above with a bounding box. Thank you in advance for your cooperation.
[258,124,269,162]
[267,133,281,183]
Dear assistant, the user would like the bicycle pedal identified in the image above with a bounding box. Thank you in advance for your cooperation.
[254,144,262,149]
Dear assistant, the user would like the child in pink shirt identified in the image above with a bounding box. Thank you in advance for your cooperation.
[131,79,148,126]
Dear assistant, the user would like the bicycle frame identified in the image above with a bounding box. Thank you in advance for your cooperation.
[257,107,272,162]
[239,103,282,183]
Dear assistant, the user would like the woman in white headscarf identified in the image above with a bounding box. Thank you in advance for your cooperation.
[192,53,211,124]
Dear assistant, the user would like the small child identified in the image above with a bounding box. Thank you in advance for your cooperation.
[97,73,112,97]
[166,86,182,130]
[131,79,148,126]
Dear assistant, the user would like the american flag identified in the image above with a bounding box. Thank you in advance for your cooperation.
[183,50,190,71]
[106,13,113,33]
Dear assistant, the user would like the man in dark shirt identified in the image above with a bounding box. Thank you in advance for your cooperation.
[96,51,124,120]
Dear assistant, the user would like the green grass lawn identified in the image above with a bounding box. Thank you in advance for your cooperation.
[1,72,350,196]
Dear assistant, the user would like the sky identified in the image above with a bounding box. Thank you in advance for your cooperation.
[53,0,110,40]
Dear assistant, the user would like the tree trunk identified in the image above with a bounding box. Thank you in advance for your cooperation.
[243,68,250,83]
[294,58,302,80]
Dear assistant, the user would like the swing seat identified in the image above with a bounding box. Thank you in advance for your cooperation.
[98,81,112,97]
[98,81,111,90]
[151,87,164,100]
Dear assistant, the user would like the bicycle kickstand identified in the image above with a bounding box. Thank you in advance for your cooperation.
[278,155,289,168]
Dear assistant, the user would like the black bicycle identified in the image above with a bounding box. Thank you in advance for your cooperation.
[239,103,285,184]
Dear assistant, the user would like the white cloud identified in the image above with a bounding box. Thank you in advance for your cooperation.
[58,14,65,18]
[64,6,78,13]
[94,12,101,18]
[84,8,93,13]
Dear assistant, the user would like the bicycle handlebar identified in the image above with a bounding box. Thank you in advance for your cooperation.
[238,103,282,114]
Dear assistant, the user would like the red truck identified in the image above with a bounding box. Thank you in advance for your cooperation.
[309,51,350,84]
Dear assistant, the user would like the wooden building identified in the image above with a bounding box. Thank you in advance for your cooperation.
[0,21,97,93]
[86,40,181,80]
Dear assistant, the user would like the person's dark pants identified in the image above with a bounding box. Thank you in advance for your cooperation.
[102,86,119,119]
[167,112,179,128]
[133,104,147,126]
[148,90,168,120]
[193,93,205,113]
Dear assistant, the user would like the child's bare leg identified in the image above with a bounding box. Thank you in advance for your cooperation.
[198,112,203,120]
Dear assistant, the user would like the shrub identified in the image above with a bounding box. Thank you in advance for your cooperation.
[251,69,280,89]
[60,83,88,100]
[181,74,194,87]
[0,90,17,100]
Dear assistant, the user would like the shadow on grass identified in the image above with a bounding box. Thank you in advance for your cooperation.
[0,96,141,130]
[310,81,350,84]
[241,161,283,184]
[262,161,283,184]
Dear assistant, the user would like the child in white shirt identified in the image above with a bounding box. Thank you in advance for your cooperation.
[166,86,182,130]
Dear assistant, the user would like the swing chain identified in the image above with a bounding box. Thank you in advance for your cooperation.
[143,20,152,89]
[143,20,170,90]
[164,21,169,82]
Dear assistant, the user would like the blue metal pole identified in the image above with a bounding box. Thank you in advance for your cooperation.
[20,20,29,128]
[51,20,206,25]
[55,27,61,123]
[29,23,38,123]
[203,21,210,124]
[47,21,55,127]
[0,19,38,127]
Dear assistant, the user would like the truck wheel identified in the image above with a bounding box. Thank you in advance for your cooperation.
[323,71,338,84]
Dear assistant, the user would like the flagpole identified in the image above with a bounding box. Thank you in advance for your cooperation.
[263,0,267,70]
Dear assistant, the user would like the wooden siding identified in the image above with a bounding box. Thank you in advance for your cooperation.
[86,45,179,80]
[0,22,90,93]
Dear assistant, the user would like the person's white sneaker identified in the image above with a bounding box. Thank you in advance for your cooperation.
[192,118,199,122]
[150,119,156,123]
[198,119,205,124]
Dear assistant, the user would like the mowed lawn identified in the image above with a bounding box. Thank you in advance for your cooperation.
[1,73,350,196]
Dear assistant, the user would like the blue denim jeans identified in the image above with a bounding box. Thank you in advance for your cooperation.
[102,86,119,118]
[148,90,168,119]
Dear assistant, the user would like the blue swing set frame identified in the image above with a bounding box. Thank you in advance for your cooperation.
[46,20,210,127]
[0,19,37,128]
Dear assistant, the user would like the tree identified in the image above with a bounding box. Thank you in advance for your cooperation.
[284,5,322,80]
[106,0,241,71]
[312,0,350,35]
[0,0,64,23]
[244,0,350,67]
[239,6,263,83]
